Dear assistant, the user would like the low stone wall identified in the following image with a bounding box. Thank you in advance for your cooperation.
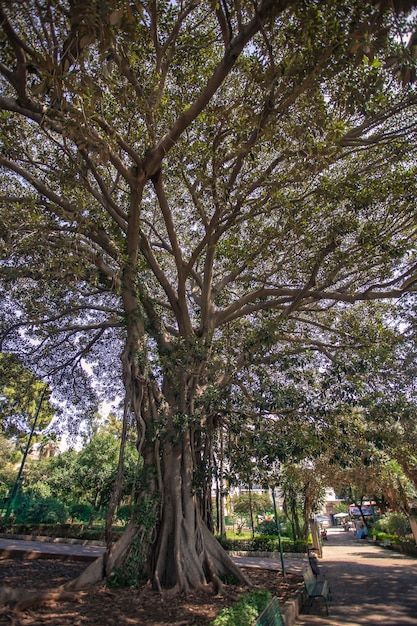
[281,588,306,626]
[378,540,417,558]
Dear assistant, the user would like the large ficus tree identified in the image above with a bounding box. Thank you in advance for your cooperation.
[1,0,417,594]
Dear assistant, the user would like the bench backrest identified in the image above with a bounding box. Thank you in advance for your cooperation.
[256,596,285,626]
[303,566,316,594]
[308,553,320,576]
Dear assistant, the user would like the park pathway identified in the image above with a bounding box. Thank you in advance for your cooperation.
[293,526,417,626]
[0,534,104,561]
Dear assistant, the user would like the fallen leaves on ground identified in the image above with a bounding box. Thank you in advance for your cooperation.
[0,558,303,625]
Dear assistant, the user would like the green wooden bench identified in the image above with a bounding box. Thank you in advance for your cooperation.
[303,565,331,615]
[255,596,285,626]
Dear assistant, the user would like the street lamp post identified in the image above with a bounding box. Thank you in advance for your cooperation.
[4,384,49,519]
[271,486,285,575]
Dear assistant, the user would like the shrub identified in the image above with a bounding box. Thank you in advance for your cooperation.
[210,589,271,626]
[251,535,298,552]
[376,513,411,539]
[369,529,400,544]
[15,496,68,525]
[116,504,132,524]
[255,519,278,535]
[216,535,307,553]
[69,503,93,523]
[292,539,309,553]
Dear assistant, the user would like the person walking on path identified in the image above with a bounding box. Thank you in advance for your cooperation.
[295,525,417,625]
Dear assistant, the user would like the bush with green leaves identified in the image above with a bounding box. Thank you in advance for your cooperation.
[375,512,411,539]
[14,495,68,525]
[369,529,399,544]
[210,589,271,626]
[116,504,132,524]
[217,535,307,553]
[69,503,93,523]
[255,519,278,536]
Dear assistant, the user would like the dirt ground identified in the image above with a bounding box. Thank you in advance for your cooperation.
[0,558,303,625]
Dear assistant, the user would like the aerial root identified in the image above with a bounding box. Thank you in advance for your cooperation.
[203,551,224,595]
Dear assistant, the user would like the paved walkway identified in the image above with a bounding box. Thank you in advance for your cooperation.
[1,528,417,625]
[293,527,417,626]
[0,535,104,562]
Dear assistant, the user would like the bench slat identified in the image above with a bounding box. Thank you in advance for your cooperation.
[256,596,285,626]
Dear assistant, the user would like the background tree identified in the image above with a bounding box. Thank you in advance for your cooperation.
[24,448,79,503]
[23,422,138,522]
[280,462,326,541]
[231,492,272,536]
[0,354,55,448]
[1,0,417,595]
[315,311,417,534]
[0,433,19,504]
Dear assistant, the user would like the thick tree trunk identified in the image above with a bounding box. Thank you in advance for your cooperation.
[65,381,252,594]
[67,272,250,593]
[68,429,250,594]
[151,432,250,593]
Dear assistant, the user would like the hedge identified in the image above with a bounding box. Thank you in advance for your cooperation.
[217,534,308,553]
